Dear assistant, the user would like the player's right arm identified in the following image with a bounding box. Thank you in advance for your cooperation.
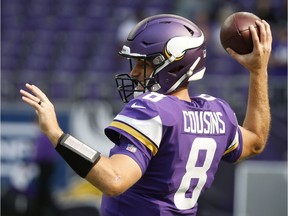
[227,20,272,161]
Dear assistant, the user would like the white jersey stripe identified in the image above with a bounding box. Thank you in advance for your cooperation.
[114,114,163,148]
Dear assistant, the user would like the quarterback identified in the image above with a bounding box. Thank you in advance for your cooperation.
[20,14,271,215]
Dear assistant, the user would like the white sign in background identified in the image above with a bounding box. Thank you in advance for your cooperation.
[1,122,40,191]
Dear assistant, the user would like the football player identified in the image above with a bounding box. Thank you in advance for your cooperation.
[20,14,272,215]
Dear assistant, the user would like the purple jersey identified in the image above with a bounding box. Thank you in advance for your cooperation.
[103,92,243,216]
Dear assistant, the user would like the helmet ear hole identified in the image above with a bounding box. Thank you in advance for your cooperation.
[168,66,184,76]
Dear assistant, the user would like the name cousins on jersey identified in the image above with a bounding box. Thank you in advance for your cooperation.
[182,110,225,134]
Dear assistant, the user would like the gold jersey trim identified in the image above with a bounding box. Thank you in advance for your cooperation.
[223,141,239,155]
[110,121,158,156]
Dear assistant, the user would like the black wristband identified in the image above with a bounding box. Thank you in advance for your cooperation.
[56,133,101,178]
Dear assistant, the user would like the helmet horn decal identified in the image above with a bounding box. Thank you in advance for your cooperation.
[165,35,204,60]
[154,34,204,76]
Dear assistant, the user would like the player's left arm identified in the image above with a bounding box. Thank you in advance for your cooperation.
[227,20,272,161]
[86,154,142,196]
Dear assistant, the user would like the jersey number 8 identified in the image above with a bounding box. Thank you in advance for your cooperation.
[174,137,217,210]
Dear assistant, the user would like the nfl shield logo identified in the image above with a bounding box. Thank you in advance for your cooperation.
[126,144,137,153]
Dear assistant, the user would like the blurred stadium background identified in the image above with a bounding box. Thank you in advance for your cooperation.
[1,0,287,215]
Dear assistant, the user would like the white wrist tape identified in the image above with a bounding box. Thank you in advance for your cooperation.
[61,135,100,162]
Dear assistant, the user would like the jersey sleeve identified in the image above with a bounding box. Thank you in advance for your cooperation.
[217,98,243,163]
[109,136,151,174]
[104,95,163,163]
[222,127,243,162]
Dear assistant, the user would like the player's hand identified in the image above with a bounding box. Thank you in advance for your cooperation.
[20,83,63,146]
[226,20,272,75]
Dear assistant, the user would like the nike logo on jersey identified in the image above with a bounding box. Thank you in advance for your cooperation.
[131,102,146,109]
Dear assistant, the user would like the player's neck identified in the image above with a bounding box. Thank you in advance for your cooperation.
[170,87,191,102]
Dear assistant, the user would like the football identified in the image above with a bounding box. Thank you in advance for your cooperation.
[220,12,261,54]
